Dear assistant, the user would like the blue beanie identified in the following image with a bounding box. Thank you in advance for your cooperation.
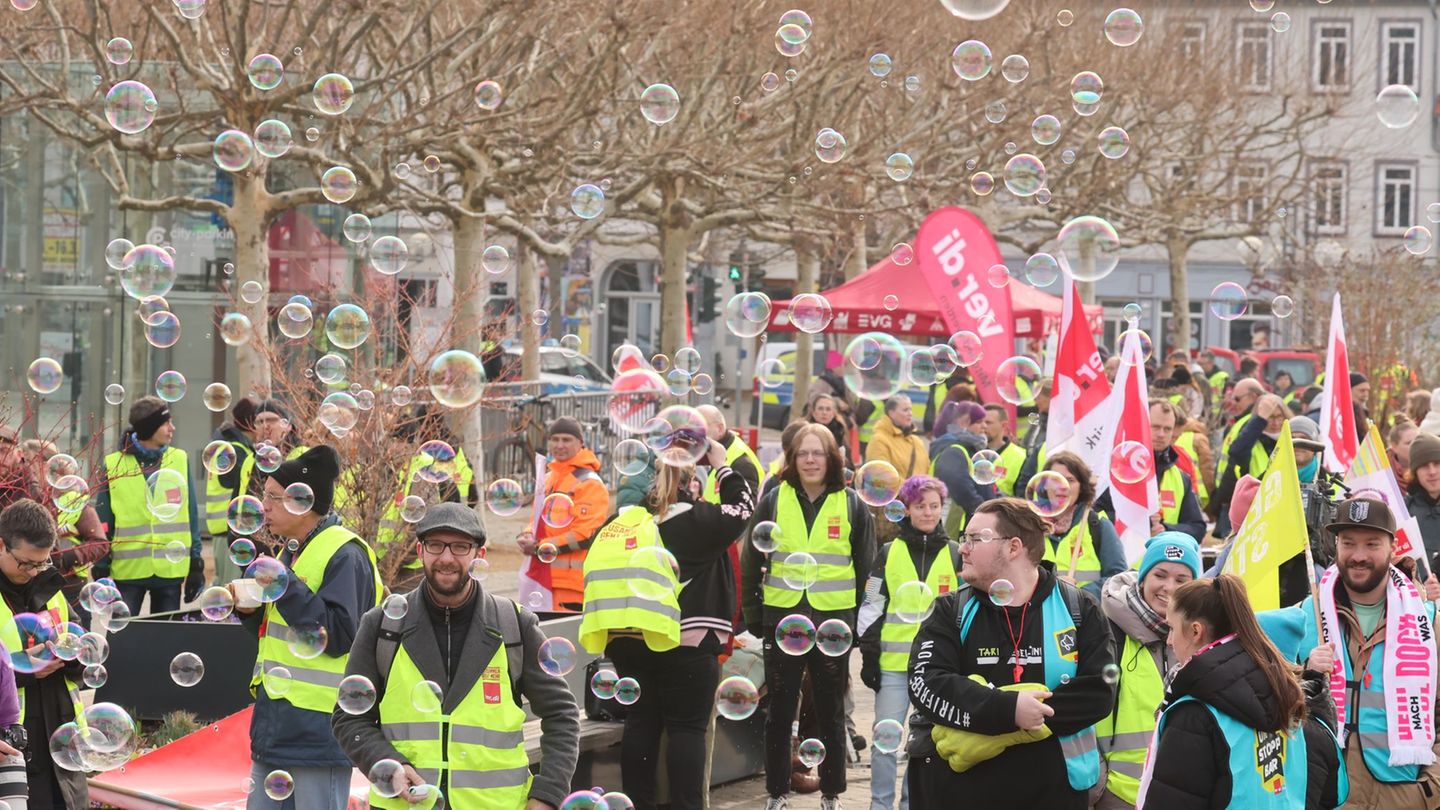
[1138,532,1202,582]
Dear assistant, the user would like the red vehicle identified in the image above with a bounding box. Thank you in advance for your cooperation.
[1203,346,1322,389]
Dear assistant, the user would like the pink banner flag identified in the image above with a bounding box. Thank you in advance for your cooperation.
[916,207,1017,422]
[1107,331,1159,562]
[1047,261,1115,479]
[1320,293,1358,473]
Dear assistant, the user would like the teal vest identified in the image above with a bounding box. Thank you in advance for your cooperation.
[1294,595,1436,784]
[1156,696,1310,807]
[960,582,1100,792]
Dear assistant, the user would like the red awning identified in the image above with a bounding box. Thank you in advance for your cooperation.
[769,254,1103,339]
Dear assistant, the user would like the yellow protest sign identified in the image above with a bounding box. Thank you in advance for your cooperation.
[1221,421,1307,610]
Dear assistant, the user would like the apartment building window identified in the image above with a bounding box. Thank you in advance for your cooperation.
[1314,22,1351,89]
[1311,162,1347,235]
[1234,163,1267,223]
[1237,23,1272,90]
[1180,22,1206,60]
[1382,22,1420,89]
[1377,163,1417,234]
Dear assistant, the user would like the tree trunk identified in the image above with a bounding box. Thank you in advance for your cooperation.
[657,176,693,357]
[846,184,868,280]
[516,241,541,381]
[790,237,819,422]
[1166,234,1192,357]
[452,212,487,356]
[229,175,271,398]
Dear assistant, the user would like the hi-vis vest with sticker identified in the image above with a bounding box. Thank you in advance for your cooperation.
[1157,465,1186,526]
[764,484,856,611]
[879,539,957,672]
[578,506,682,654]
[1150,697,1310,808]
[103,447,192,581]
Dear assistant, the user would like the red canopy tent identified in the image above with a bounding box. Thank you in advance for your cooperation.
[768,254,1103,338]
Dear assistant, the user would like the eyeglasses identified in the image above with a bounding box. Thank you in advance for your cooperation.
[420,540,479,557]
[794,450,827,461]
[960,529,1014,548]
[3,547,51,573]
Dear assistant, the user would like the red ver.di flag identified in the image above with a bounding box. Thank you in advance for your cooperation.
[1320,292,1358,473]
[915,207,1016,421]
[1047,258,1115,481]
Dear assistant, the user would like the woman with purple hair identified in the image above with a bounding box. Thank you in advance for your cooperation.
[857,475,962,810]
[929,401,996,536]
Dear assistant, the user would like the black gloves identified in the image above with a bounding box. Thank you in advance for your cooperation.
[183,557,205,603]
[860,656,881,691]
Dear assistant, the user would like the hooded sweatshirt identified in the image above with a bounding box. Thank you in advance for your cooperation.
[1143,636,1343,810]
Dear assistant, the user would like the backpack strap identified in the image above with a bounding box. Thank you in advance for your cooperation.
[375,608,406,689]
[1086,509,1102,552]
[954,586,978,643]
[487,592,525,693]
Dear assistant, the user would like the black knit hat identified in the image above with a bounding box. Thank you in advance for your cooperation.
[128,396,172,440]
[270,445,341,515]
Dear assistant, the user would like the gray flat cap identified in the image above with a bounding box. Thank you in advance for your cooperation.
[414,502,487,544]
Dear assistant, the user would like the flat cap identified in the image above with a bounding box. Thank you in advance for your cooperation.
[413,502,487,544]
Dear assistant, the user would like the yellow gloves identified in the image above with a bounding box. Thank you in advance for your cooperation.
[931,675,1054,773]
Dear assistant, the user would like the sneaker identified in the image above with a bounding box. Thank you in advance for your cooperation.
[764,796,789,810]
[820,796,843,810]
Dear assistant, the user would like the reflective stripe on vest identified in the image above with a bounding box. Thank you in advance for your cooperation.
[205,451,253,536]
[375,454,429,571]
[253,524,381,713]
[104,448,192,581]
[1037,587,1101,791]
[0,590,84,725]
[370,629,530,809]
[1157,466,1186,526]
[1158,695,1309,806]
[1218,413,1252,476]
[705,435,762,503]
[879,539,957,672]
[994,441,1027,497]
[578,506,681,654]
[1040,513,1101,584]
[1095,634,1164,804]
[764,484,856,611]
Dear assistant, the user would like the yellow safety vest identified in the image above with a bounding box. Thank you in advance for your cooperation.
[1216,414,1252,475]
[1207,370,1229,415]
[994,441,1028,497]
[578,506,682,654]
[1095,633,1165,804]
[878,539,957,672]
[54,494,90,580]
[1040,511,1101,586]
[705,436,763,503]
[1156,465,1187,526]
[103,447,192,581]
[370,610,530,810]
[204,449,253,537]
[0,589,84,725]
[253,524,381,713]
[376,449,476,571]
[764,483,856,611]
[1172,432,1209,508]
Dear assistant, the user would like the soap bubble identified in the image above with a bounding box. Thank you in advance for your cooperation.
[1098,127,1130,159]
[715,676,760,720]
[751,521,781,553]
[855,460,902,507]
[240,280,265,304]
[775,613,817,656]
[368,759,405,798]
[643,405,708,468]
[843,332,905,400]
[43,454,78,487]
[1001,54,1029,83]
[411,680,443,713]
[283,482,315,514]
[723,292,772,338]
[247,54,284,90]
[536,542,559,564]
[485,479,524,517]
[202,440,237,475]
[1102,664,1121,684]
[9,613,57,673]
[989,578,1015,606]
[892,580,936,624]
[370,235,409,275]
[277,302,313,339]
[1210,282,1249,321]
[81,702,136,754]
[798,738,826,768]
[197,586,235,621]
[1031,115,1061,146]
[227,495,264,535]
[312,73,354,115]
[219,312,253,347]
[873,719,905,753]
[170,652,205,687]
[104,383,126,405]
[614,677,641,705]
[590,668,619,700]
[105,238,134,270]
[105,80,157,134]
[814,128,848,164]
[382,594,408,620]
[1405,226,1434,256]
[146,467,187,520]
[342,214,372,243]
[815,618,853,657]
[77,632,109,666]
[474,80,503,110]
[321,166,357,204]
[613,439,651,477]
[1024,470,1072,518]
[940,0,1012,20]
[285,624,328,660]
[1104,8,1144,46]
[155,369,187,402]
[213,130,255,172]
[640,83,680,125]
[561,791,607,810]
[971,449,1000,486]
[253,444,282,474]
[314,353,347,385]
[1378,84,1421,129]
[467,557,489,582]
[571,184,605,219]
[264,770,295,800]
[1272,295,1295,319]
[202,382,233,412]
[627,546,680,602]
[538,636,578,677]
[996,356,1040,406]
[120,243,176,300]
[52,476,89,514]
[950,40,992,81]
[885,152,914,182]
[482,245,511,274]
[540,493,575,529]
[869,53,892,77]
[246,557,290,602]
[264,666,293,697]
[1110,441,1153,485]
[428,349,485,408]
[325,304,371,350]
[1024,253,1059,287]
[1004,154,1046,197]
[49,723,87,772]
[1057,216,1122,283]
[883,500,907,523]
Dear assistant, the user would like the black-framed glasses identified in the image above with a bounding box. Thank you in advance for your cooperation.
[3,547,51,573]
[420,539,479,557]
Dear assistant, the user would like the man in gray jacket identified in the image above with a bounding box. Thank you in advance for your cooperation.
[332,503,579,808]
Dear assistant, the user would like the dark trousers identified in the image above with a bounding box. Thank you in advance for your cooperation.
[763,630,850,798]
[606,637,721,810]
[117,580,182,617]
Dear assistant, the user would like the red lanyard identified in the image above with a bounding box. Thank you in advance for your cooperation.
[1003,599,1031,684]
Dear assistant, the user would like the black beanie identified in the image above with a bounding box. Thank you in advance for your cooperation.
[1349,372,1368,387]
[128,396,172,440]
[232,397,260,432]
[547,417,584,442]
[271,445,341,515]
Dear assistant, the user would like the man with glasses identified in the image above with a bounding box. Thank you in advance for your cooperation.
[334,502,580,809]
[905,497,1115,810]
[232,445,381,810]
[0,499,88,808]
[1210,383,1278,537]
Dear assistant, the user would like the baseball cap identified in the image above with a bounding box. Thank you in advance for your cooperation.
[1325,496,1396,538]
[414,502,487,545]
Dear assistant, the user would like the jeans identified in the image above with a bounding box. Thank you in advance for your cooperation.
[606,638,721,810]
[870,671,911,810]
[763,630,849,798]
[246,761,352,810]
[117,580,181,617]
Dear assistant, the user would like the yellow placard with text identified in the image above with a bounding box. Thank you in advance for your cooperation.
[1221,422,1307,610]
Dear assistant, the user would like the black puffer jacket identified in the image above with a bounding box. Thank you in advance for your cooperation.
[1143,636,1342,810]
[856,518,961,688]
